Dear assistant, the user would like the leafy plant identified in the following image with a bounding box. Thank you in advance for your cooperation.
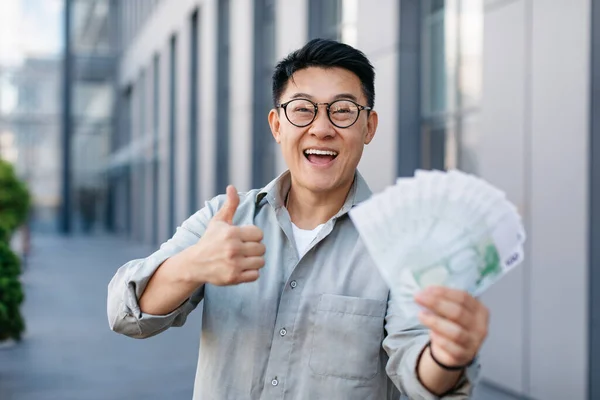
[0,159,30,235]
[0,159,29,342]
[0,240,25,341]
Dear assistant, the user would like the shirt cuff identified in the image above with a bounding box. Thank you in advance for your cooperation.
[119,252,202,338]
[401,337,481,399]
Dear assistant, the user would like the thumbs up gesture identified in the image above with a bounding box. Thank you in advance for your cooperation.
[185,186,266,286]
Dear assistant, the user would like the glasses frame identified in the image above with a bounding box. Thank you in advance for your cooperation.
[275,98,372,129]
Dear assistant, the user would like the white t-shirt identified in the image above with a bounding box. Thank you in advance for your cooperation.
[291,222,324,257]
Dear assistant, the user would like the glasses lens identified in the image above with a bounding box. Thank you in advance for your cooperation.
[328,100,359,127]
[286,99,315,126]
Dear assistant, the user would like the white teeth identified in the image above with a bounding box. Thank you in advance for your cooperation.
[304,149,338,156]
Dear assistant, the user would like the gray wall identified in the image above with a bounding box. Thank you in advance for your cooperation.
[479,1,590,398]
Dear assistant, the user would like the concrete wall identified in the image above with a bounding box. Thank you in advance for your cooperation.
[479,1,528,392]
[120,0,202,243]
[356,0,399,192]
[229,0,254,192]
[479,1,590,398]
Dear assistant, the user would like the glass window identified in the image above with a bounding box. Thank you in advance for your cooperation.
[137,70,146,240]
[72,0,112,54]
[68,0,116,234]
[420,0,482,173]
[113,86,132,234]
[309,0,340,40]
[308,0,357,45]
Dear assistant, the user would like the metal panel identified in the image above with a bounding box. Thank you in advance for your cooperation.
[252,0,276,188]
[189,9,199,214]
[168,35,177,237]
[215,0,230,194]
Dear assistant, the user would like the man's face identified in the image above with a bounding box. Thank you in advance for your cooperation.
[268,66,378,195]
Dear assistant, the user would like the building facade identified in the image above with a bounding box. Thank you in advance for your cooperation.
[0,58,62,232]
[107,0,594,399]
[65,0,119,233]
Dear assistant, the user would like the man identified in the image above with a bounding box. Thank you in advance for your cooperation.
[107,39,489,399]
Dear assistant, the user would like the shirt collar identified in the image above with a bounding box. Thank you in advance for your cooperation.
[255,169,372,215]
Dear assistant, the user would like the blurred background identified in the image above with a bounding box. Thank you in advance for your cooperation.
[0,0,596,399]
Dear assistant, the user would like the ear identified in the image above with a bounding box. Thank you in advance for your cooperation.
[268,109,282,144]
[364,110,378,145]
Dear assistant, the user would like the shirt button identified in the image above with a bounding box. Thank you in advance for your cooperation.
[271,378,278,386]
[290,280,297,288]
[279,328,287,336]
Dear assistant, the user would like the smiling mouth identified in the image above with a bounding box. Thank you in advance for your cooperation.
[304,149,339,165]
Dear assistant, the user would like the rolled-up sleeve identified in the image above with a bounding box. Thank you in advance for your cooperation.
[107,201,219,339]
[382,271,481,399]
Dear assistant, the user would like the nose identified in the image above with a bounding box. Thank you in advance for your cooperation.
[307,105,336,139]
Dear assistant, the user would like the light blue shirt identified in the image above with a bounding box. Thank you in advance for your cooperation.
[107,170,479,399]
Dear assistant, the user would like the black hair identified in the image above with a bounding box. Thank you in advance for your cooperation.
[272,38,375,108]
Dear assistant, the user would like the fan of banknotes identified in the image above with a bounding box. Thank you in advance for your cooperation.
[349,169,526,297]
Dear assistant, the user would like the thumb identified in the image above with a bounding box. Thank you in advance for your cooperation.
[213,185,240,224]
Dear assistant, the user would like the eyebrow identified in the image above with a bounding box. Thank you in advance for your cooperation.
[289,92,359,102]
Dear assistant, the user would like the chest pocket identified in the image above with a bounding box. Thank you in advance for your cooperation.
[309,293,387,381]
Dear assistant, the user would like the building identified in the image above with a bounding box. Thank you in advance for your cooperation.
[0,0,66,233]
[0,57,62,232]
[106,0,595,399]
[65,0,118,233]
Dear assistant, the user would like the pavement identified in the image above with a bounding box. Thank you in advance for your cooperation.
[0,234,203,400]
[0,234,519,400]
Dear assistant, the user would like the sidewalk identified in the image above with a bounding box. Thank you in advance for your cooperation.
[0,234,202,400]
[0,234,517,400]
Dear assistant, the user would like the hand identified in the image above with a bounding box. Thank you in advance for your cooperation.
[415,286,489,368]
[182,185,266,286]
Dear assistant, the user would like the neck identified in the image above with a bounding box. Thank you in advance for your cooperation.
[286,177,354,230]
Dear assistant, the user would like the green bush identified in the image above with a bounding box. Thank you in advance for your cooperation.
[0,159,29,342]
[0,222,9,243]
[0,159,30,235]
[0,238,25,341]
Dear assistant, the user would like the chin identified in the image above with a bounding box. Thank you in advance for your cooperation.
[296,172,346,193]
[306,182,337,193]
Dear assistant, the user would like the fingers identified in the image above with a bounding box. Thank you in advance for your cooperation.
[238,225,264,242]
[419,310,472,348]
[241,241,266,257]
[416,286,490,367]
[423,286,478,313]
[238,256,265,270]
[415,289,474,329]
[213,185,240,224]
[237,269,260,283]
[415,286,488,330]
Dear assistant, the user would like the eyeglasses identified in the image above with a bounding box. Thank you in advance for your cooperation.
[275,98,372,129]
